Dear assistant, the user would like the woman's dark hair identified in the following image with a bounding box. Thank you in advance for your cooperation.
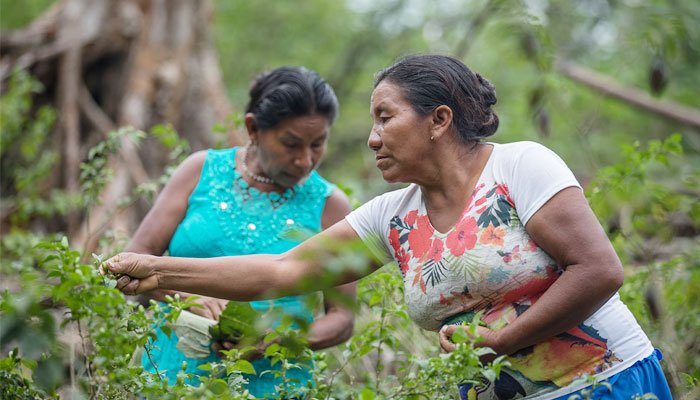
[374,54,499,143]
[246,66,339,130]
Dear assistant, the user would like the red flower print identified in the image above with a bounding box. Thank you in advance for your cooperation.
[525,239,539,252]
[439,293,451,305]
[389,228,401,253]
[396,248,410,274]
[474,196,487,207]
[427,238,444,262]
[502,274,558,304]
[446,216,478,256]
[479,224,505,246]
[495,184,515,207]
[408,215,434,258]
[405,210,419,226]
[495,184,508,196]
[412,263,427,294]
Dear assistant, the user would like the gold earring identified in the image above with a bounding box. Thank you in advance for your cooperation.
[430,135,435,141]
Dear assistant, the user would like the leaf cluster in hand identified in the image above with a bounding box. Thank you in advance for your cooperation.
[208,301,259,344]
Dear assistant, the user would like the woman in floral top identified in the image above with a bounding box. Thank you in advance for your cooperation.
[107,55,672,399]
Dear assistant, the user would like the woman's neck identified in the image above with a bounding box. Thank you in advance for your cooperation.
[236,147,288,194]
[420,142,493,233]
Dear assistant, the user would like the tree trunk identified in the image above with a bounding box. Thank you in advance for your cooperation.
[1,0,236,255]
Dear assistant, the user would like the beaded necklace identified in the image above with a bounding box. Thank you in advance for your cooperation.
[242,146,276,185]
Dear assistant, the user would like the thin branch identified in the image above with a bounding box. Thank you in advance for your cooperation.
[143,341,164,383]
[76,319,95,397]
[57,0,84,235]
[555,60,700,130]
[79,84,150,185]
[323,350,357,400]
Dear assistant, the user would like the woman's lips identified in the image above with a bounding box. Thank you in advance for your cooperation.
[375,155,389,167]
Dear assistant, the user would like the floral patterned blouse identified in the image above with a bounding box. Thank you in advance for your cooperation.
[346,141,653,399]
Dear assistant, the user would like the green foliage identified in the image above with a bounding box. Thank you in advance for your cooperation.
[0,70,79,224]
[586,136,700,398]
[0,0,54,30]
[209,301,258,344]
[80,127,146,209]
[310,269,508,399]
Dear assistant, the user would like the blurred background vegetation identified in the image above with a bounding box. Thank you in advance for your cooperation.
[1,0,699,398]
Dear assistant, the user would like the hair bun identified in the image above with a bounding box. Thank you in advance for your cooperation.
[475,73,497,107]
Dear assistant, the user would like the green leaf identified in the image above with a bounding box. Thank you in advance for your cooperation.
[208,379,228,395]
[233,359,256,375]
[360,387,376,400]
[161,325,172,338]
[208,301,258,344]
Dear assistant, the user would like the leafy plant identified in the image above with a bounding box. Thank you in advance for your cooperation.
[209,301,259,345]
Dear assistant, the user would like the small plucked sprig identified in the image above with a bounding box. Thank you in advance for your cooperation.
[94,253,122,289]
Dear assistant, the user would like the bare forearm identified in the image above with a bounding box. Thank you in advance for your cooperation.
[110,221,370,298]
[149,254,278,300]
[495,264,622,355]
[149,253,338,301]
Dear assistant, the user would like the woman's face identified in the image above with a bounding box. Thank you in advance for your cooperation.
[369,81,433,183]
[252,113,330,188]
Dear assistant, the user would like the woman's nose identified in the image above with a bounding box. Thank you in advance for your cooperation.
[368,128,382,151]
[294,148,313,169]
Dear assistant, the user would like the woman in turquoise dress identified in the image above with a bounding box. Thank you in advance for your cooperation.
[124,66,355,398]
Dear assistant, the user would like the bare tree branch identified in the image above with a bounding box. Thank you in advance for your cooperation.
[555,60,700,130]
[57,0,85,234]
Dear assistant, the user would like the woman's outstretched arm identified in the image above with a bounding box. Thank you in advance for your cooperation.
[106,220,376,300]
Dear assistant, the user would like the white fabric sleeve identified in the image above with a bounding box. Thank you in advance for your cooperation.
[507,142,582,226]
[345,196,394,265]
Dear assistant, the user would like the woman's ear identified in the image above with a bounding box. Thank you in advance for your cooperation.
[430,105,453,141]
[244,113,258,143]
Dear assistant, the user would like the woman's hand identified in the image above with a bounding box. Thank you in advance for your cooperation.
[438,325,505,362]
[188,296,228,320]
[103,252,159,295]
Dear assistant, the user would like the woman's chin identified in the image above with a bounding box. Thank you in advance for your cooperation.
[380,170,402,184]
[275,174,305,188]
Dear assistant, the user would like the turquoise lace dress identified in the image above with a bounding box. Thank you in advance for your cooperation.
[141,147,337,398]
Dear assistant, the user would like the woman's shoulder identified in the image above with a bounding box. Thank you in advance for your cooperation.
[194,147,239,170]
[176,150,209,175]
[491,140,554,156]
[489,140,568,171]
[355,184,420,215]
[321,188,353,228]
[204,147,239,159]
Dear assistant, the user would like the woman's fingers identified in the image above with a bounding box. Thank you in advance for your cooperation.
[101,252,159,295]
[214,299,227,317]
[439,325,457,352]
[116,275,132,290]
[122,279,142,296]
[104,252,151,278]
[190,298,227,320]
